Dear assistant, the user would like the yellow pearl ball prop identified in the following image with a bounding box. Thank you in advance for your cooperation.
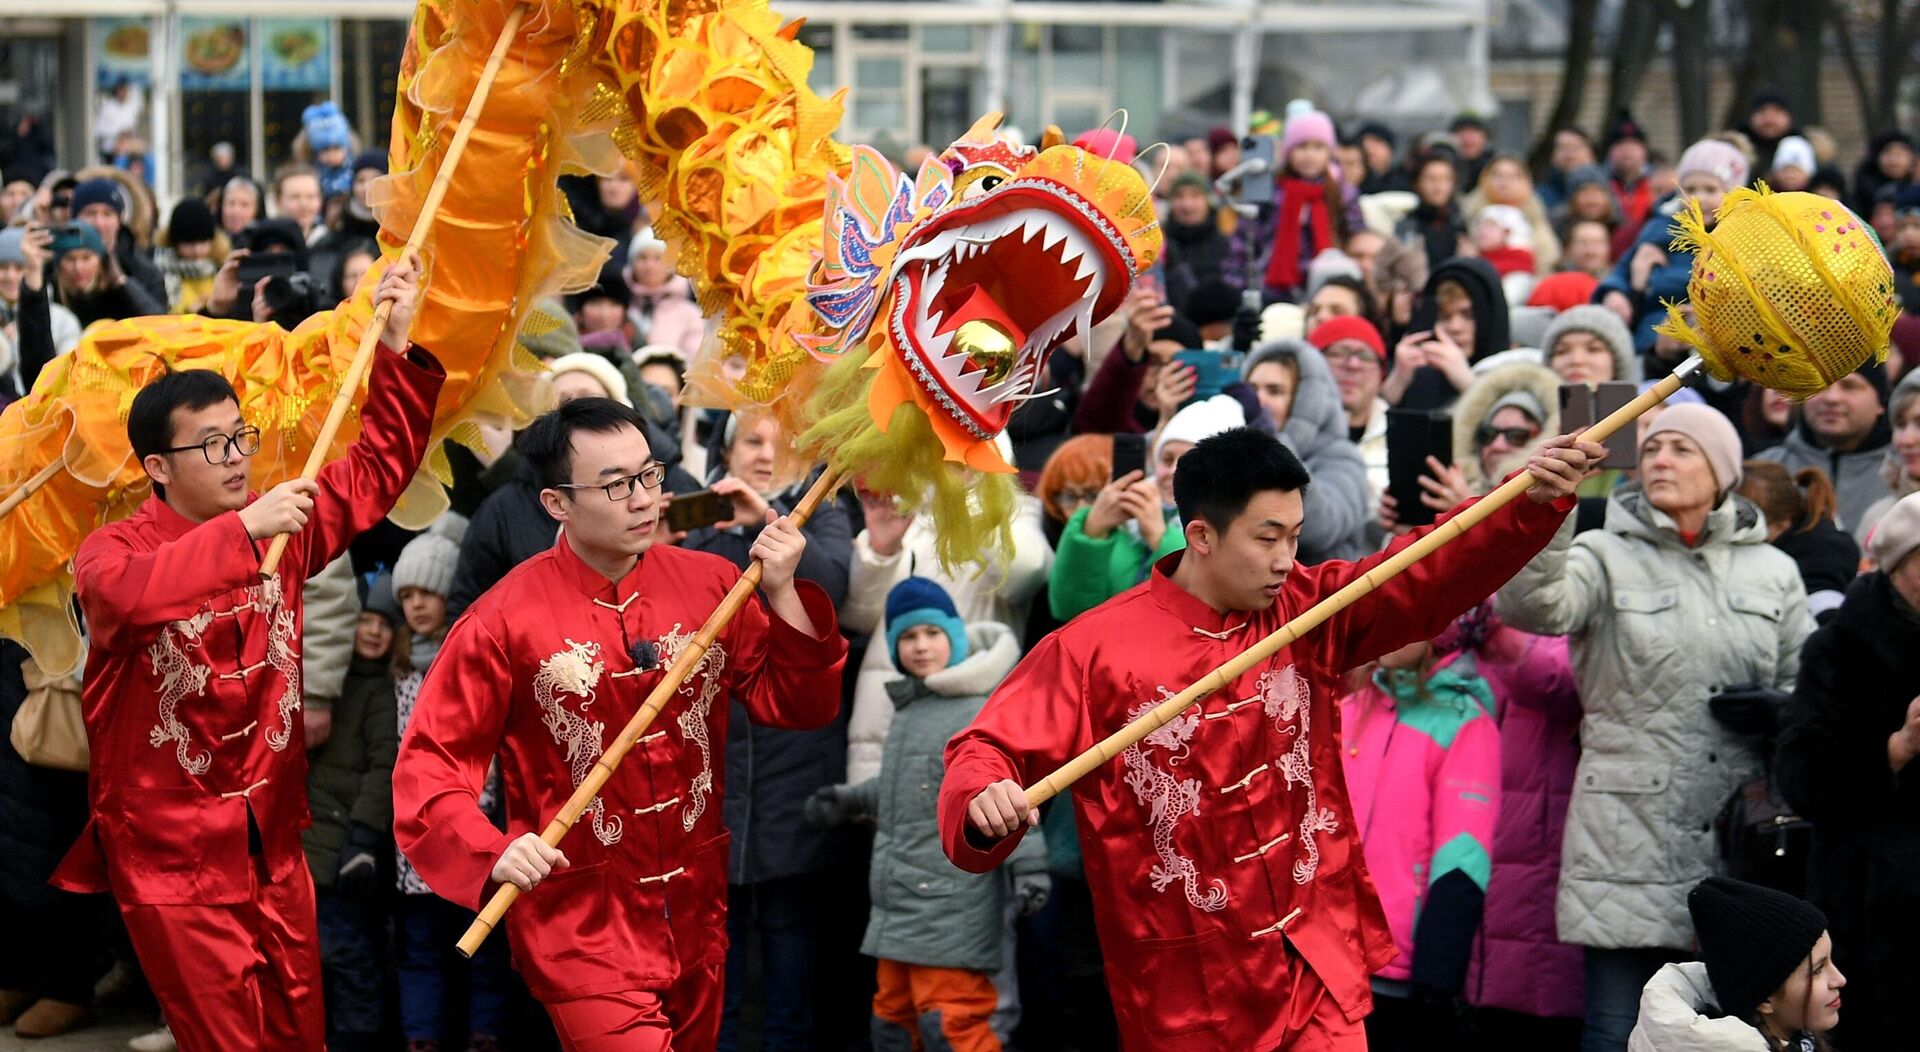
[953,319,1018,386]
[1655,187,1897,399]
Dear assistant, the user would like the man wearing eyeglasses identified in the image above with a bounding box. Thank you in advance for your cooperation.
[51,254,442,1052]
[393,396,848,1051]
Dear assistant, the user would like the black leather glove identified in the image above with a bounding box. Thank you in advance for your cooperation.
[1709,685,1790,737]
[334,822,385,898]
[1231,299,1263,352]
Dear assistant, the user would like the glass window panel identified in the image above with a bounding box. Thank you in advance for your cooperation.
[1049,26,1105,92]
[856,57,904,91]
[920,65,977,151]
[919,25,974,53]
[852,23,908,42]
[798,23,836,96]
[853,94,905,134]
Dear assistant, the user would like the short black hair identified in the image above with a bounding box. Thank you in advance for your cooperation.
[520,396,651,492]
[1173,427,1310,531]
[1313,275,1379,329]
[129,369,240,498]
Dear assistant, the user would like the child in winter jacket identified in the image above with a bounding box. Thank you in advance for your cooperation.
[1261,108,1362,302]
[390,521,511,1052]
[809,578,1049,1052]
[302,572,401,1049]
[1629,878,1844,1052]
[1339,638,1501,1049]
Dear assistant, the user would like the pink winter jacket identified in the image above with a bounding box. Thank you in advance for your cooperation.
[1466,628,1585,1019]
[624,274,706,357]
[1340,652,1501,989]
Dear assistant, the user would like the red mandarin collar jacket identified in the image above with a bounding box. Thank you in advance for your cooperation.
[391,536,846,1002]
[53,347,444,905]
[939,491,1574,1051]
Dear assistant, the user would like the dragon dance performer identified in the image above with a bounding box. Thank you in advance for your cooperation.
[48,258,438,1051]
[941,425,1603,1051]
[391,397,847,1051]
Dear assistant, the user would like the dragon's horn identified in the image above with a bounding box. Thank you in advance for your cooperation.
[1040,125,1066,150]
[961,111,1006,143]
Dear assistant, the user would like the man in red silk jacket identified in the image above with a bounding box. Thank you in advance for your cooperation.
[391,398,847,1052]
[51,257,440,1051]
[942,426,1602,1051]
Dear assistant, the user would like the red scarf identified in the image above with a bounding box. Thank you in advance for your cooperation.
[1263,177,1334,293]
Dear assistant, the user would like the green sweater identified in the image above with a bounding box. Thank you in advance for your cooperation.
[1047,504,1186,622]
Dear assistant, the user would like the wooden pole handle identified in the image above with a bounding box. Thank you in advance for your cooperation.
[1020,357,1704,810]
[457,465,847,957]
[0,454,66,520]
[258,4,529,579]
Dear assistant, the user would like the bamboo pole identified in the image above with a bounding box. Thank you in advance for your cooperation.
[1020,356,1706,810]
[457,465,848,957]
[258,3,528,578]
[0,455,65,519]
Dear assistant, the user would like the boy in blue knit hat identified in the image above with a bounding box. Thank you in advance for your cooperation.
[810,577,1047,1052]
[301,103,354,199]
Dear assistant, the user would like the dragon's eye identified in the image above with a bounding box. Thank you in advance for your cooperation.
[978,174,1004,193]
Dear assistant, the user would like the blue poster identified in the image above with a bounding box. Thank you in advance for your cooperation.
[180,18,250,91]
[93,18,152,89]
[260,19,332,92]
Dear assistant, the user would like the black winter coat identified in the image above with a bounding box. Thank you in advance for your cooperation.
[1775,572,1920,1052]
[1769,516,1860,623]
[681,478,853,885]
[0,641,91,909]
[301,657,399,888]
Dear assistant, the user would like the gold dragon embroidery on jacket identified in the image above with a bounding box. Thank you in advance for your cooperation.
[534,638,621,847]
[652,622,727,833]
[145,577,300,775]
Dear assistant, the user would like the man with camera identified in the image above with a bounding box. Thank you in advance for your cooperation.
[205,218,324,328]
[50,255,441,1051]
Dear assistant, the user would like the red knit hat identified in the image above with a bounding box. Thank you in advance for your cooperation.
[1307,315,1386,361]
[1527,271,1600,312]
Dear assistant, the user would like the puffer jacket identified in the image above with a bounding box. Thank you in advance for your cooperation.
[1244,340,1372,562]
[301,654,398,889]
[1628,962,1780,1052]
[1454,363,1562,495]
[1496,486,1812,950]
[1339,652,1501,990]
[1466,626,1585,1019]
[842,496,1052,784]
[851,623,1045,971]
[1595,199,1696,354]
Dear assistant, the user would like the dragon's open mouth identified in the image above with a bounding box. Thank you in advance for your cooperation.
[885,185,1130,438]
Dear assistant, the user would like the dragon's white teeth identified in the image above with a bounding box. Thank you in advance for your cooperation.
[1041,221,1070,256]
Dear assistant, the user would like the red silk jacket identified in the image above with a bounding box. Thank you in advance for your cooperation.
[939,493,1573,1051]
[391,537,846,1002]
[53,347,444,905]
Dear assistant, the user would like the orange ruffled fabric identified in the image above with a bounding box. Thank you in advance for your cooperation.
[0,0,613,674]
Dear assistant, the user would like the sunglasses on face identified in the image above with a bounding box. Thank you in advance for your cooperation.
[1475,425,1538,448]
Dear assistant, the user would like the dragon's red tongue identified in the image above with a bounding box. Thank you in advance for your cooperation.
[934,285,1029,349]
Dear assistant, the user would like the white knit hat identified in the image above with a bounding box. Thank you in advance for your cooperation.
[548,351,632,407]
[1154,394,1247,465]
[392,514,468,599]
[1771,136,1816,177]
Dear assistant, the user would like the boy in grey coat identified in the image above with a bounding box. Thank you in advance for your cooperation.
[810,577,1048,1052]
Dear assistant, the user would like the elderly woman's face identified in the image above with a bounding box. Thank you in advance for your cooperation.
[1639,431,1720,517]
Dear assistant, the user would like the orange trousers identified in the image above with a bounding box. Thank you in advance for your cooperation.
[871,959,1000,1052]
[544,961,724,1052]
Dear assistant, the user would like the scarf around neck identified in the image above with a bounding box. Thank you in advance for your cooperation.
[1264,177,1334,292]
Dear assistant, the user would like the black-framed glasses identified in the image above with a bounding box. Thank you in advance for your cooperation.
[1475,425,1538,448]
[556,462,667,502]
[161,425,261,465]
